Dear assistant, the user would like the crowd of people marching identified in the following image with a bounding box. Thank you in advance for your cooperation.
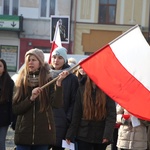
[0,46,149,150]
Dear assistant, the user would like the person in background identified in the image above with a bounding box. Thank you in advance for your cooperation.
[68,57,77,67]
[116,104,147,150]
[75,65,87,86]
[147,125,150,150]
[12,48,69,150]
[49,46,79,150]
[140,120,150,150]
[0,58,14,150]
[111,103,120,150]
[66,75,116,150]
[72,64,87,150]
[139,120,150,150]
[68,57,77,74]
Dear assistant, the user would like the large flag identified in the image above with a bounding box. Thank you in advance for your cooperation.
[49,21,62,64]
[80,24,150,120]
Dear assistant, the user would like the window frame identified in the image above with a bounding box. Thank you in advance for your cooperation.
[99,0,117,24]
[2,0,19,16]
[40,0,55,18]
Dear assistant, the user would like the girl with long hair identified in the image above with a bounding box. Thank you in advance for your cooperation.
[0,59,14,150]
[12,48,68,150]
[66,76,116,150]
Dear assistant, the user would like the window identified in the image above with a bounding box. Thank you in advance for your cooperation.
[40,0,55,18]
[40,0,46,17]
[99,0,116,24]
[3,0,18,15]
[12,0,19,15]
[3,0,9,15]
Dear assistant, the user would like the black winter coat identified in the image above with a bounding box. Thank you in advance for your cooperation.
[52,73,79,146]
[0,79,14,127]
[66,86,116,144]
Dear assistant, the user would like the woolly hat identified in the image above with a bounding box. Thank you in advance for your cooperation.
[52,47,67,63]
[25,48,44,66]
[68,57,77,67]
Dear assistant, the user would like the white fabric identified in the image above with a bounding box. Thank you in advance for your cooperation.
[110,25,150,90]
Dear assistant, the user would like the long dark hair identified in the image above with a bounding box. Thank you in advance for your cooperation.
[0,59,13,103]
[83,76,107,121]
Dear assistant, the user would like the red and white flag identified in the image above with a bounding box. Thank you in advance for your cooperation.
[80,25,150,120]
[49,21,62,64]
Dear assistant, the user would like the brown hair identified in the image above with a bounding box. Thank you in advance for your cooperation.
[75,69,82,80]
[83,76,107,120]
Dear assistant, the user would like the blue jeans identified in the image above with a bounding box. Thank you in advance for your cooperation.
[0,126,9,150]
[16,145,49,150]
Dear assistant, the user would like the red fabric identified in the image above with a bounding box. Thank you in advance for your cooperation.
[123,114,130,120]
[80,45,150,120]
[115,123,121,128]
[48,41,58,64]
[48,21,62,64]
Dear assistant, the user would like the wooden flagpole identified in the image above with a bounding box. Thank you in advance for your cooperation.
[41,63,79,89]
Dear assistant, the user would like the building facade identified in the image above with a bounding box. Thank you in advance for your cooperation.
[74,0,149,54]
[0,0,149,71]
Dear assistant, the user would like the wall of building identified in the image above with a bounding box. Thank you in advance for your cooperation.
[20,19,50,39]
[0,31,20,71]
[74,24,133,54]
[73,0,150,54]
[0,0,150,68]
[0,0,72,71]
[116,0,149,27]
[19,38,71,68]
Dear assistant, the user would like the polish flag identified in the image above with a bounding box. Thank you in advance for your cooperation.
[49,20,62,64]
[80,25,150,120]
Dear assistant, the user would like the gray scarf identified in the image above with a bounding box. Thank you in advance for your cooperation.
[50,67,72,79]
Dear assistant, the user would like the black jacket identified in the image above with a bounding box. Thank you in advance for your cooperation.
[66,86,116,144]
[50,64,79,147]
[0,79,14,127]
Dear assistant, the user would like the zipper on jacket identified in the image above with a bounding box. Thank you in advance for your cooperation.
[19,116,23,130]
[46,111,51,130]
[32,101,36,144]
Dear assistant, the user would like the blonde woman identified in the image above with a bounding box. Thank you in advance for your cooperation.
[13,48,68,150]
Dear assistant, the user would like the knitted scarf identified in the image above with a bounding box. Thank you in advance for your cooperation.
[27,71,39,87]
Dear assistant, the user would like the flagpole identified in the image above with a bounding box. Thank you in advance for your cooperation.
[41,63,80,89]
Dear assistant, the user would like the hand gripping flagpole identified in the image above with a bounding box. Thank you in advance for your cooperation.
[41,63,80,90]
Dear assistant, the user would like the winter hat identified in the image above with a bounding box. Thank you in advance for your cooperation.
[25,48,44,66]
[68,57,77,67]
[52,47,67,63]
